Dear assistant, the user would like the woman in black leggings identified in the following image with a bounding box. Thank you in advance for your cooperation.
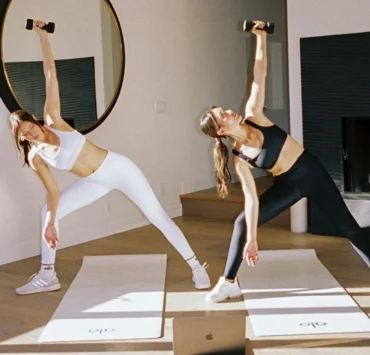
[199,21,370,303]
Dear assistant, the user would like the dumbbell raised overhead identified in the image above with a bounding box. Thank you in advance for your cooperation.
[243,20,274,34]
[25,19,55,34]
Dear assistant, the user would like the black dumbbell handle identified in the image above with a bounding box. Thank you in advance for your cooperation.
[243,20,274,34]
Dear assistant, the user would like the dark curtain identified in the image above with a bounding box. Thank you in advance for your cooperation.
[5,56,98,131]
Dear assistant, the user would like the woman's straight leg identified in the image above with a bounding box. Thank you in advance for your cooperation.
[104,152,211,289]
[206,178,303,303]
[223,179,303,279]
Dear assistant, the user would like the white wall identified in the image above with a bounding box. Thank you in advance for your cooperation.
[0,0,288,266]
[287,0,370,144]
[2,0,109,117]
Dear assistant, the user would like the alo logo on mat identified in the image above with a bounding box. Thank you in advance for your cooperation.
[205,333,214,340]
[89,328,115,334]
[299,322,327,328]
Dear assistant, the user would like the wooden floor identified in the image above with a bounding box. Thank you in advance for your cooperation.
[1,216,370,354]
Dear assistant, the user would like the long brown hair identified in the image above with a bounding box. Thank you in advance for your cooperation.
[8,110,43,167]
[199,106,231,199]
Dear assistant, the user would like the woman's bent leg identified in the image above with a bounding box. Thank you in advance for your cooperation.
[15,178,111,295]
[309,165,370,266]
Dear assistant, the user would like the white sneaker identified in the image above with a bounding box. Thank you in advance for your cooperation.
[205,276,242,303]
[15,272,61,295]
[192,262,211,289]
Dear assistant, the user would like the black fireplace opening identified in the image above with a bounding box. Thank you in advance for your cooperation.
[341,117,370,193]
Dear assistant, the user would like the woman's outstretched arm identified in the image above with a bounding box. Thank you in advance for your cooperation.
[28,150,60,249]
[245,22,268,117]
[233,156,259,266]
[33,21,64,127]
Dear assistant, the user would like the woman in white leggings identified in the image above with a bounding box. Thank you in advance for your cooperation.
[9,20,210,295]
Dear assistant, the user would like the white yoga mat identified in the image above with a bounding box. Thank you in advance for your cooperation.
[238,249,370,337]
[38,254,167,343]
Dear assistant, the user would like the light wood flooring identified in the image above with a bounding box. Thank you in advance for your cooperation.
[1,215,370,354]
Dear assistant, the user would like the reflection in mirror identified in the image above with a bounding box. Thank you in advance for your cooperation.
[2,0,123,133]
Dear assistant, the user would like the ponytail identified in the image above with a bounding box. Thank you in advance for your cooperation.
[199,106,232,197]
[213,137,231,199]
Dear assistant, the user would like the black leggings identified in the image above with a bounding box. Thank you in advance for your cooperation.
[224,149,370,279]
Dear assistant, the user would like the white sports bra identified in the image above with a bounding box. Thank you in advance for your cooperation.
[33,125,86,171]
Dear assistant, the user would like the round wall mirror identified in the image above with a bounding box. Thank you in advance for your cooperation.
[0,0,125,134]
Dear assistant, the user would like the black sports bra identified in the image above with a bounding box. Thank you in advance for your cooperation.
[232,119,288,169]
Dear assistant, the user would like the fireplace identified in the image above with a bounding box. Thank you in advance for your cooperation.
[342,117,370,193]
[300,31,370,236]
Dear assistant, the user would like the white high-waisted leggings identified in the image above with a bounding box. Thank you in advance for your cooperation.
[41,151,195,264]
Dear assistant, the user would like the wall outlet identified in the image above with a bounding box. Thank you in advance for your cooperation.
[155,100,166,114]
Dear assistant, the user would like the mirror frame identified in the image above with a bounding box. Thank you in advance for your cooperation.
[0,0,125,134]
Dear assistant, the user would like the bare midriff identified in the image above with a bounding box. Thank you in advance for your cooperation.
[240,115,305,177]
[69,140,108,177]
